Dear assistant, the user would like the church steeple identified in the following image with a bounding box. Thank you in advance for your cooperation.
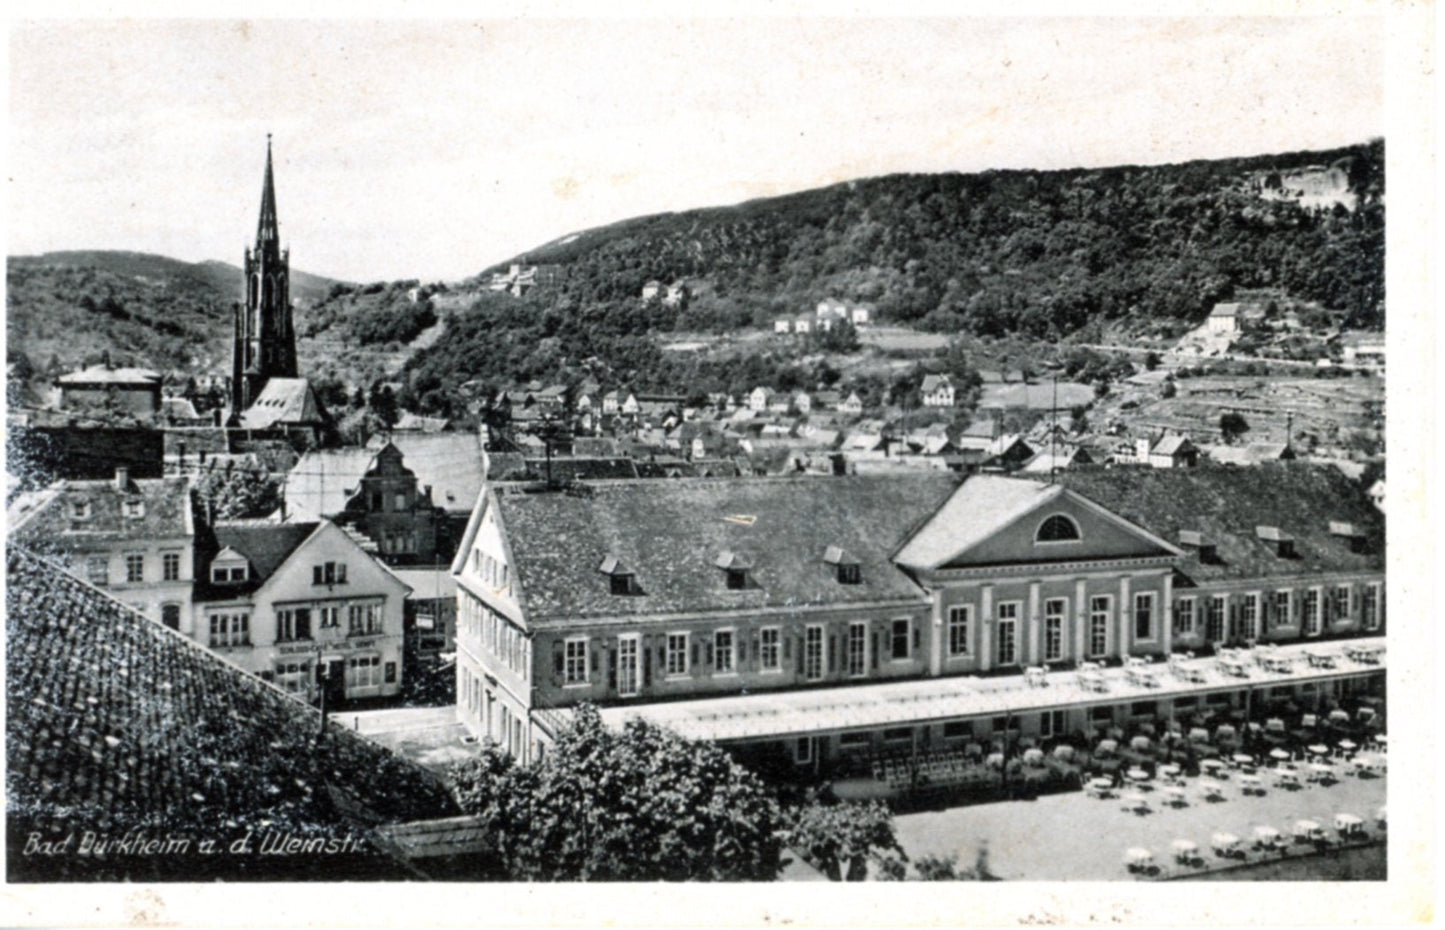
[228,134,297,425]
[255,133,281,255]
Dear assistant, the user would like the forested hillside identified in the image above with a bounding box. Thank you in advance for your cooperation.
[399,141,1382,416]
[497,141,1383,338]
[6,251,347,373]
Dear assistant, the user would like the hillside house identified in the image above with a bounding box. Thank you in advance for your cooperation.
[1207,303,1242,334]
[749,387,776,412]
[56,364,163,416]
[774,319,792,335]
[921,374,956,407]
[1135,434,1199,469]
[838,392,864,415]
[793,316,812,335]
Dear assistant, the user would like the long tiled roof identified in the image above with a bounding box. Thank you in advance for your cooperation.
[5,549,457,878]
[1056,463,1383,581]
[193,521,319,599]
[238,378,327,429]
[7,476,193,544]
[493,474,961,623]
[383,432,486,512]
[285,448,379,517]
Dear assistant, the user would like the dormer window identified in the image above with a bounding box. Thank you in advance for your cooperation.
[823,545,861,584]
[715,551,751,590]
[1329,521,1368,554]
[71,499,92,520]
[1178,529,1217,563]
[212,564,248,584]
[123,499,145,519]
[1035,514,1081,543]
[1256,526,1296,558]
[599,555,638,596]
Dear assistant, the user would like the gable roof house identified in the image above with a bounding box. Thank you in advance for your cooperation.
[7,469,196,633]
[5,547,456,881]
[192,518,411,706]
[920,374,956,407]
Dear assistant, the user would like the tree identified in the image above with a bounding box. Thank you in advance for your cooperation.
[193,467,282,520]
[448,704,784,881]
[1144,351,1161,371]
[783,799,906,881]
[1219,411,1250,444]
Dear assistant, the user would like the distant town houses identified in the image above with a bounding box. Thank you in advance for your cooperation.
[640,279,688,307]
[488,262,562,297]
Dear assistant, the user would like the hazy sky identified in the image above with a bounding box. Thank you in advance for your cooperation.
[9,16,1384,283]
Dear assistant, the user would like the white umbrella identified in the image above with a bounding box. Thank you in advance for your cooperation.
[1376,806,1386,825]
[1200,779,1224,798]
[1335,813,1363,832]
[1294,819,1321,838]
[1254,825,1280,841]
[1211,832,1239,848]
[1171,839,1197,853]
[1270,748,1291,760]
[1124,847,1153,865]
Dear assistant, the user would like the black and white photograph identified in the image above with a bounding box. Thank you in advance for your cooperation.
[2,6,1433,926]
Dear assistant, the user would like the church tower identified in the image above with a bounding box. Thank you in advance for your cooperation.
[229,135,298,423]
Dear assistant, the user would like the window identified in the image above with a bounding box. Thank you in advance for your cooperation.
[124,553,145,583]
[1239,593,1259,642]
[71,499,92,520]
[847,621,867,677]
[86,556,109,586]
[564,638,589,685]
[212,563,246,584]
[162,552,181,582]
[208,612,249,647]
[385,662,397,684]
[609,573,635,596]
[1035,514,1081,543]
[1041,709,1065,739]
[795,737,814,764]
[122,498,145,518]
[837,563,861,584]
[665,633,688,677]
[883,728,913,743]
[839,731,871,748]
[1331,585,1352,624]
[394,491,408,511]
[274,661,311,696]
[947,605,971,657]
[1206,595,1226,642]
[347,655,382,691]
[161,603,181,630]
[617,635,640,696]
[1175,597,1195,635]
[347,604,381,635]
[369,491,383,512]
[1304,589,1322,635]
[725,569,748,590]
[1089,596,1111,658]
[1362,583,1381,631]
[759,627,780,671]
[996,602,1019,666]
[276,608,312,642]
[804,625,825,680]
[313,562,347,586]
[319,606,340,629]
[943,721,971,740]
[1272,591,1291,629]
[1044,598,1066,661]
[890,618,910,660]
[1133,592,1154,641]
[714,630,735,674]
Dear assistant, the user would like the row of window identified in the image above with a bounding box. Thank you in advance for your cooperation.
[265,656,396,695]
[460,591,528,679]
[367,488,412,513]
[1172,584,1382,639]
[470,548,511,592]
[942,594,1154,664]
[207,601,384,646]
[69,499,146,520]
[87,551,183,585]
[558,618,925,692]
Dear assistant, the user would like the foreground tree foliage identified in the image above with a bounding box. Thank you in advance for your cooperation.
[783,799,907,881]
[449,705,785,881]
[192,466,282,520]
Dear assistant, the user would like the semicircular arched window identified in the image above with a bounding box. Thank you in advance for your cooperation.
[1036,514,1081,543]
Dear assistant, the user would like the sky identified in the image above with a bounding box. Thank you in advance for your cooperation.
[8,15,1385,284]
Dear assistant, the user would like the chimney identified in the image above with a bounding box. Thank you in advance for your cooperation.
[114,466,130,491]
[423,484,433,503]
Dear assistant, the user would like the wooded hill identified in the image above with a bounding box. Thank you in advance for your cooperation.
[396,141,1382,416]
[6,251,346,374]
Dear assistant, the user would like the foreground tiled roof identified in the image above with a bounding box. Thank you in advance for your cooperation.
[1056,463,1383,581]
[5,548,458,878]
[493,474,960,623]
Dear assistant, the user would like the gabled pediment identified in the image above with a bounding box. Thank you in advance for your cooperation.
[895,476,1181,571]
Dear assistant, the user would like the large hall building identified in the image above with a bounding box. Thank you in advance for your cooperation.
[452,462,1384,771]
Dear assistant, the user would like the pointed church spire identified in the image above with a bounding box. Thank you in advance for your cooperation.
[256,133,280,252]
